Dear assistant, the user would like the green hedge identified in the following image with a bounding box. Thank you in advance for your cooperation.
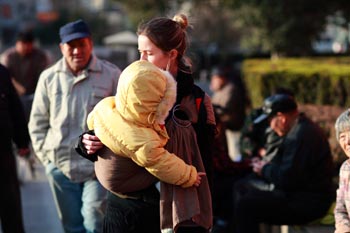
[243,57,350,108]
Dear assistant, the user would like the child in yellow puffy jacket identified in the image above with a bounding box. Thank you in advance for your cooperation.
[87,60,205,190]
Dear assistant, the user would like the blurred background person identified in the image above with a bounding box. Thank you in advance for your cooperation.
[239,87,295,163]
[233,94,334,233]
[0,63,30,233]
[1,29,52,180]
[209,65,249,233]
[210,65,247,162]
[0,29,51,122]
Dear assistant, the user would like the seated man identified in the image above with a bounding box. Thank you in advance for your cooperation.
[232,94,334,233]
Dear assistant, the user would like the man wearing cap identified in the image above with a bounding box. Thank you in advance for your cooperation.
[28,19,121,233]
[232,94,334,233]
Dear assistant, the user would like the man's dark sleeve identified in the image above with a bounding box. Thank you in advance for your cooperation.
[261,135,300,189]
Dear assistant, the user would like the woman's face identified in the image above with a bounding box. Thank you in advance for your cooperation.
[339,130,350,158]
[138,34,170,70]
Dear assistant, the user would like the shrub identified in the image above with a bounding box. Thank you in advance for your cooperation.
[243,57,350,108]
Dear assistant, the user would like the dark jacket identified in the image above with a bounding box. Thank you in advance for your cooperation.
[211,81,246,131]
[262,113,333,195]
[172,70,216,188]
[0,64,29,150]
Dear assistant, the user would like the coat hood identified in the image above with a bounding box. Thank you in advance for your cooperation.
[116,60,177,126]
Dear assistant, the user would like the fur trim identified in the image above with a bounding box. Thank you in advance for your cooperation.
[155,70,177,124]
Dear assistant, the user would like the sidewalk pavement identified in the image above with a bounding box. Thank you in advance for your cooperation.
[11,154,336,233]
[18,157,64,233]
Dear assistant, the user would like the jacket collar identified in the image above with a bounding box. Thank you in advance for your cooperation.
[176,69,194,103]
[54,54,102,75]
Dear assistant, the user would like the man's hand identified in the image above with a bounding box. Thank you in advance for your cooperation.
[250,156,261,165]
[11,78,26,96]
[82,133,103,154]
[252,160,268,176]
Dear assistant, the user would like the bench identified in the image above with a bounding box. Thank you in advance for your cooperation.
[260,202,335,233]
[260,224,335,233]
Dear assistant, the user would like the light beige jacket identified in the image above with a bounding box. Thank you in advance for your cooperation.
[29,55,120,182]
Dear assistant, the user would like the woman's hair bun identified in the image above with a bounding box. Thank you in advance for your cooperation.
[172,14,188,30]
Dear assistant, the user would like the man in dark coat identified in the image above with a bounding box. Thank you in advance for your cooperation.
[232,94,334,233]
[0,64,30,233]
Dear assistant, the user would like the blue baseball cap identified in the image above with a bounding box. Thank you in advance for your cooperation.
[254,94,297,124]
[59,19,91,44]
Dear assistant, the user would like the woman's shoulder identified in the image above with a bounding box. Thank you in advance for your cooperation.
[192,85,216,125]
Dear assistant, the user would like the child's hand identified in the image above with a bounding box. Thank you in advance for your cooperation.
[194,172,206,187]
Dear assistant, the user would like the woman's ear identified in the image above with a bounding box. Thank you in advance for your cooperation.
[169,49,178,60]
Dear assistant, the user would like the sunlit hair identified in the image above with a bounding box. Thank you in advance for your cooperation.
[137,13,192,73]
[335,109,350,141]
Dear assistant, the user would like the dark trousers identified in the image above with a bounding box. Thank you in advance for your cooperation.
[232,176,332,233]
[0,149,25,233]
[212,171,250,222]
[103,186,161,233]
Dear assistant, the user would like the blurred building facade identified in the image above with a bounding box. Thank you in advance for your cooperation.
[0,0,117,50]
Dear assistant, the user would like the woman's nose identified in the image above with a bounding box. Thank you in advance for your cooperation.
[139,52,147,61]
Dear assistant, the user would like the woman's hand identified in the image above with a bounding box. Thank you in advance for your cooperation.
[82,133,103,154]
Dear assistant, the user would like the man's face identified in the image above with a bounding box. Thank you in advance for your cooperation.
[210,75,226,92]
[16,41,34,56]
[269,113,286,136]
[339,131,350,158]
[60,37,93,75]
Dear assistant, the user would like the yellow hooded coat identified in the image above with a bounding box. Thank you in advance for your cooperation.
[87,61,197,188]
